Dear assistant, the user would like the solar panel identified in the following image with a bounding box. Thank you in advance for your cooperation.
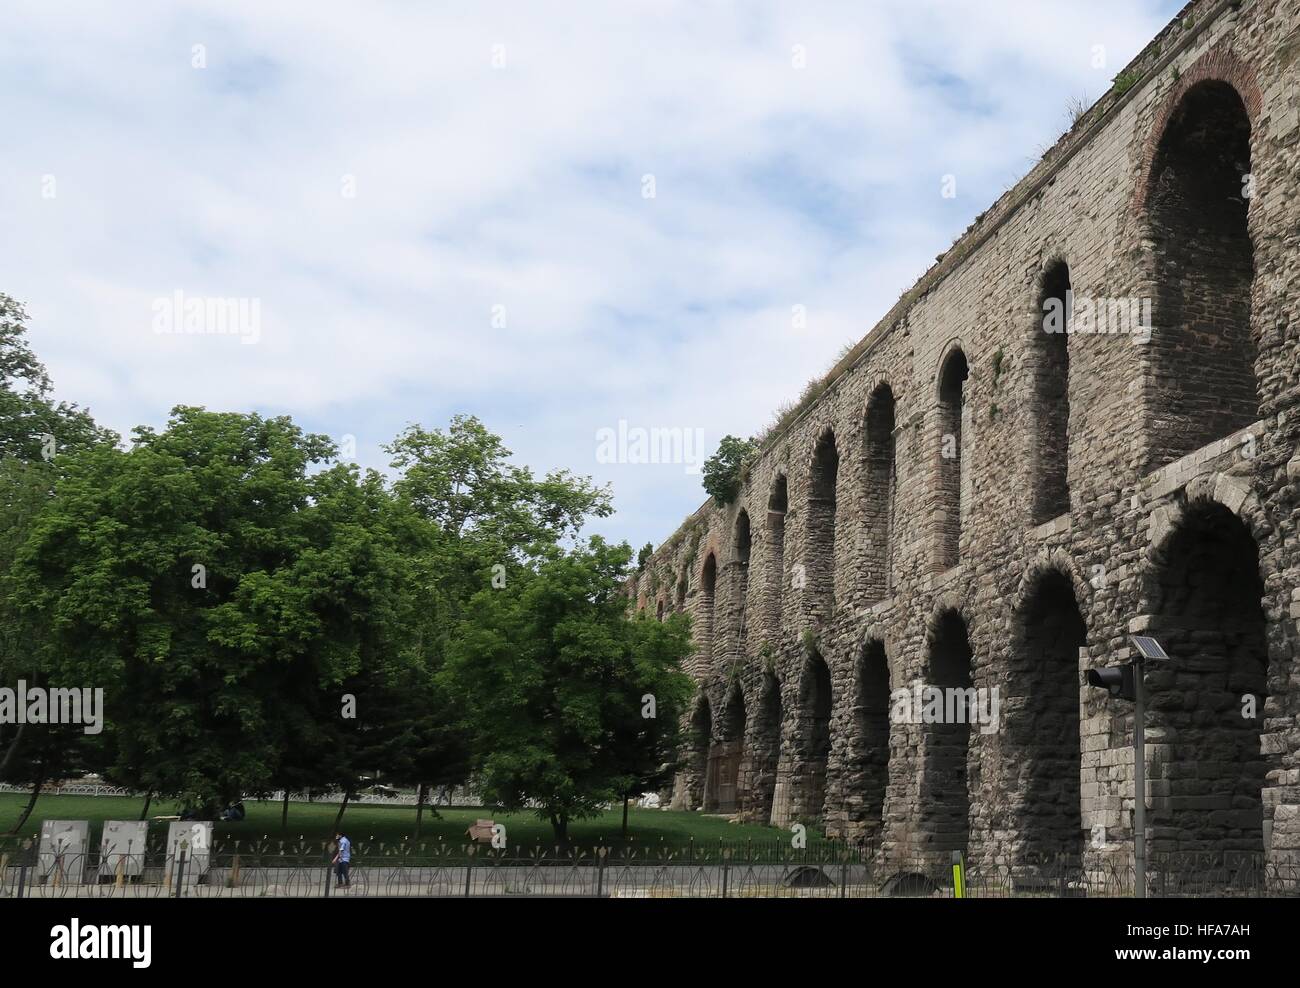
[1129,635,1169,660]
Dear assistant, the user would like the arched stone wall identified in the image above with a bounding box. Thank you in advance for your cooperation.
[644,4,1300,886]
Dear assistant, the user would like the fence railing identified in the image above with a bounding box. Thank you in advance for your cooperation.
[1,840,1296,898]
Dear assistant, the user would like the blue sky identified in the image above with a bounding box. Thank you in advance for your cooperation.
[0,0,1184,551]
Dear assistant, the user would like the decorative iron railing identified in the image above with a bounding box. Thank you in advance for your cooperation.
[1,839,1295,899]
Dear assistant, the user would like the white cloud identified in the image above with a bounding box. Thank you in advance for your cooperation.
[0,0,1181,548]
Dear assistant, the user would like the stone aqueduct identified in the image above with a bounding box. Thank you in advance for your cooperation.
[630,0,1300,876]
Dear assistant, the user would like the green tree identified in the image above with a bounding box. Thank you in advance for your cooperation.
[11,407,411,814]
[386,415,610,554]
[701,435,757,506]
[0,294,114,460]
[380,415,611,827]
[444,537,693,846]
[0,296,115,830]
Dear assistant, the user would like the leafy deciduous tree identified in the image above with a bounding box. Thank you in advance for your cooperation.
[445,537,692,846]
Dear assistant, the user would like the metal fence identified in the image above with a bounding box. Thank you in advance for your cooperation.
[1,838,1297,898]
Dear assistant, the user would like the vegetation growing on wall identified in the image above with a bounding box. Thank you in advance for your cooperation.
[702,435,759,506]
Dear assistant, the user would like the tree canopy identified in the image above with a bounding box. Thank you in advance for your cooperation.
[0,295,692,839]
[444,538,693,844]
[701,434,758,506]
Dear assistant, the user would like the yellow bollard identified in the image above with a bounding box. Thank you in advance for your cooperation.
[951,851,965,899]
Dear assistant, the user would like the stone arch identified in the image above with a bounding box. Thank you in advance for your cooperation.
[1139,489,1269,862]
[1006,563,1088,867]
[935,346,970,570]
[1133,46,1263,212]
[847,637,892,846]
[733,508,752,647]
[1140,69,1261,470]
[789,649,833,824]
[807,427,840,616]
[750,670,783,824]
[684,693,714,811]
[699,552,718,668]
[1030,259,1072,523]
[733,508,752,566]
[863,382,897,601]
[711,683,748,814]
[1011,550,1094,616]
[1146,473,1271,558]
[766,473,789,641]
[701,548,717,588]
[919,606,974,859]
[923,591,972,640]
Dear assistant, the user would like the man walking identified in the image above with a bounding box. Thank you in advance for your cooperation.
[332,831,352,889]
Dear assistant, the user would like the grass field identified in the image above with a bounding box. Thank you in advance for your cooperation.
[0,792,825,848]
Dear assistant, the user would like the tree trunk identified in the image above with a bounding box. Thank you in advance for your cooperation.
[415,782,428,839]
[622,794,630,840]
[333,791,350,831]
[139,791,153,821]
[0,722,25,777]
[281,790,290,830]
[7,771,44,835]
[549,811,569,848]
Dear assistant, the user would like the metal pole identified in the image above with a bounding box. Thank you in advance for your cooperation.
[175,849,186,899]
[1134,656,1146,899]
[951,850,966,899]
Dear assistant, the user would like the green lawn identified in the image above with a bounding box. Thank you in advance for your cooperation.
[0,792,825,849]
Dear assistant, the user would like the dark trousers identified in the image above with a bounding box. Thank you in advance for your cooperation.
[335,860,351,886]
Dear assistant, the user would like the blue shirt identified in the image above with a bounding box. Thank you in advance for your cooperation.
[337,837,351,863]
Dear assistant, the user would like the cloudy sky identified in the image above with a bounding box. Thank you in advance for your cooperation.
[0,0,1182,551]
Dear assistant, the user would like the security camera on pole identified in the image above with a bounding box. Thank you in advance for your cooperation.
[1086,634,1170,899]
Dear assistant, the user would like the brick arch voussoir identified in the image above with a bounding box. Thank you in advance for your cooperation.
[1132,44,1263,214]
[1145,472,1271,571]
[804,420,840,473]
[729,501,755,564]
[697,539,722,585]
[1030,253,1076,319]
[688,688,716,733]
[862,373,900,425]
[924,591,972,645]
[848,633,898,729]
[718,676,748,728]
[1038,250,1074,279]
[934,337,970,397]
[851,616,898,676]
[794,642,838,703]
[1011,550,1094,618]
